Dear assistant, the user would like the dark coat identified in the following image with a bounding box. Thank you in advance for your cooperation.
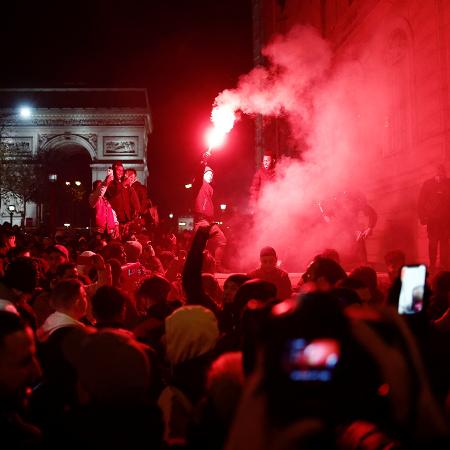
[418,177,450,225]
[105,180,140,223]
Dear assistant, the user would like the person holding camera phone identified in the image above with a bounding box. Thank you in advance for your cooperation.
[105,161,140,237]
[89,168,119,239]
[192,151,228,273]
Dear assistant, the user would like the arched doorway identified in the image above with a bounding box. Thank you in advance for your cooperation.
[45,144,92,228]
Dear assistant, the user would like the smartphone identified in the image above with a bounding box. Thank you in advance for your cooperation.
[282,338,340,382]
[398,264,426,315]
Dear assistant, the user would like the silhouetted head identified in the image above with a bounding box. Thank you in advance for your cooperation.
[259,246,278,272]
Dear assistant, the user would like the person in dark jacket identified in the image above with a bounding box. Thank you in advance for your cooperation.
[249,150,276,213]
[0,312,42,449]
[192,153,227,272]
[418,164,450,271]
[125,168,159,233]
[247,246,292,300]
[105,161,140,234]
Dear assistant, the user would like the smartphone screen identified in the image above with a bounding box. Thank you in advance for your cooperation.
[282,338,340,382]
[398,264,426,314]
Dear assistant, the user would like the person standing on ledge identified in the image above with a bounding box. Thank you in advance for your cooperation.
[192,151,227,273]
[418,164,450,271]
[249,150,276,214]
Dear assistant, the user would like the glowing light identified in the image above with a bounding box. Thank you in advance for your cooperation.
[206,104,236,150]
[75,181,81,186]
[206,127,226,150]
[211,105,235,133]
[169,213,174,219]
[19,106,32,119]
[63,223,71,228]
[220,203,227,211]
[185,183,192,189]
[65,181,71,186]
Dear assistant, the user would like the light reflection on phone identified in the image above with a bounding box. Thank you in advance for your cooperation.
[398,264,426,315]
[283,338,340,382]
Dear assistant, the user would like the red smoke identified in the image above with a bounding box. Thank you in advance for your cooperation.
[212,25,392,271]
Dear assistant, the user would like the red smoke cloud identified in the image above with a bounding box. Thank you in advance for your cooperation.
[213,26,391,271]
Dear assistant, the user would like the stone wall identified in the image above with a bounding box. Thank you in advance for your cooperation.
[255,0,450,265]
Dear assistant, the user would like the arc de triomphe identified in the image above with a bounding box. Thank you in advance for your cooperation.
[0,88,151,227]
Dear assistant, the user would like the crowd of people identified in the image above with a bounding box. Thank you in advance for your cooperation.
[0,157,450,449]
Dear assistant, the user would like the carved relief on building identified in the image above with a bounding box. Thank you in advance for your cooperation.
[38,133,98,151]
[0,137,33,159]
[103,136,138,156]
[3,114,146,128]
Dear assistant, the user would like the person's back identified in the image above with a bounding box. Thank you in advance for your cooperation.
[0,311,42,449]
[46,329,163,450]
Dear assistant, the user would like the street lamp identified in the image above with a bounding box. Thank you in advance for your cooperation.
[74,181,81,186]
[18,106,32,119]
[8,205,15,225]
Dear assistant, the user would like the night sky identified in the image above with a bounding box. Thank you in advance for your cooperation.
[0,0,255,215]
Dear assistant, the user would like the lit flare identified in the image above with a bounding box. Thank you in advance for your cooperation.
[206,104,236,151]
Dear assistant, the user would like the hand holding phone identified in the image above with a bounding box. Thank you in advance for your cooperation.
[398,264,426,314]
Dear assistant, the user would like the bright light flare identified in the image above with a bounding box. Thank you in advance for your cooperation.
[211,105,235,133]
[206,128,226,150]
[206,104,236,150]
[19,106,32,119]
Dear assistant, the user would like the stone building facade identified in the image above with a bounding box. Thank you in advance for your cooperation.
[253,0,450,265]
